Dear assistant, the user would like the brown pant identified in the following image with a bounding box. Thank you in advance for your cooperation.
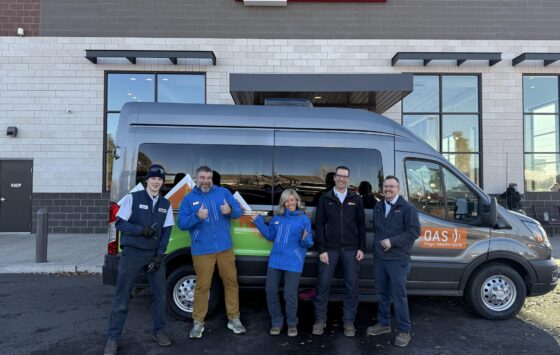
[192,248,240,322]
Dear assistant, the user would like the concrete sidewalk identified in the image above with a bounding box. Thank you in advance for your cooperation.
[0,233,107,274]
[0,233,558,274]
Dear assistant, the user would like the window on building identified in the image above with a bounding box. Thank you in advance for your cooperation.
[105,72,205,191]
[402,75,481,186]
[405,159,480,224]
[523,75,560,192]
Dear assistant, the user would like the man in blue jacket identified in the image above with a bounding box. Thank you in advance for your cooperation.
[367,176,420,347]
[104,164,174,355]
[178,165,245,339]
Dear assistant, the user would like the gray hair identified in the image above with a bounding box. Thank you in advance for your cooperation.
[277,189,305,215]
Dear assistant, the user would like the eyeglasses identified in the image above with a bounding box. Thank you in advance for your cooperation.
[335,174,349,180]
[383,184,399,189]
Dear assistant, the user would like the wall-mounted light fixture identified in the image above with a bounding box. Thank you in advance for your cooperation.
[6,126,18,137]
[17,28,24,37]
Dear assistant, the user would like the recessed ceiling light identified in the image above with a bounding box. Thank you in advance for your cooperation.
[132,96,137,99]
[127,93,132,96]
[162,78,169,81]
[146,78,152,81]
[130,78,136,81]
[314,96,322,100]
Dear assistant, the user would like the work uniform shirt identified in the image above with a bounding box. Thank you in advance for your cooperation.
[118,193,174,228]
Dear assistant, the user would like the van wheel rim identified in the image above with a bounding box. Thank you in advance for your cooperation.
[173,275,196,313]
[480,274,516,312]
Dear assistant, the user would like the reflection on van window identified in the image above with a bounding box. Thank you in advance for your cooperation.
[406,160,446,219]
[136,144,273,205]
[406,160,480,223]
[274,147,384,207]
[443,168,479,222]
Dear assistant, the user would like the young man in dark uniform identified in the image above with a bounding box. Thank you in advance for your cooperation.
[312,166,366,337]
[104,164,175,355]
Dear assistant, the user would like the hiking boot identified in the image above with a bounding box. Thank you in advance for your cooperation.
[343,323,356,337]
[366,323,391,336]
[152,331,172,347]
[269,326,282,336]
[312,320,326,335]
[394,332,411,347]
[287,326,298,337]
[228,317,247,334]
[189,321,205,339]
[103,339,118,355]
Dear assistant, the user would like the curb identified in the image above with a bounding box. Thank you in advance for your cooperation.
[0,264,102,274]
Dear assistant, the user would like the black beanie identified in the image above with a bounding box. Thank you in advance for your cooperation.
[147,164,165,180]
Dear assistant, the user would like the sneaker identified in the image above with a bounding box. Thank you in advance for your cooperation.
[366,323,391,336]
[394,332,411,347]
[152,331,172,347]
[269,326,282,336]
[312,320,326,335]
[103,339,118,355]
[189,321,205,339]
[287,326,298,337]
[228,317,247,334]
[343,323,356,337]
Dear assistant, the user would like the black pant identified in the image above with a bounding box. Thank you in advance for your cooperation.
[313,250,360,323]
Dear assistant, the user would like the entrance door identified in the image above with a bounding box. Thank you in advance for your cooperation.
[0,160,33,232]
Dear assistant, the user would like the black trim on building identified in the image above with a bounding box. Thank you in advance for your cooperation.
[512,53,560,67]
[392,52,502,67]
[85,50,217,65]
[230,73,413,114]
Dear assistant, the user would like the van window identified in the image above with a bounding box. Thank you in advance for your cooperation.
[405,160,446,219]
[406,159,479,223]
[274,147,384,207]
[136,144,274,205]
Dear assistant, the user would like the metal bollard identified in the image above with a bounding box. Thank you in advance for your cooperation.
[35,208,49,263]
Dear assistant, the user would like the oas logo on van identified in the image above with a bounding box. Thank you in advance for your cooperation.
[10,183,22,188]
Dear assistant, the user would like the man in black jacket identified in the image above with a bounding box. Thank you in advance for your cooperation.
[367,176,420,347]
[312,166,366,337]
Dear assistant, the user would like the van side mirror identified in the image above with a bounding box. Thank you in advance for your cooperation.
[482,197,497,227]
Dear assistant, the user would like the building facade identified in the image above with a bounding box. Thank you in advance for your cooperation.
[1,0,559,234]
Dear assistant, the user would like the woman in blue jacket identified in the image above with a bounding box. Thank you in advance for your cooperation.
[251,189,313,337]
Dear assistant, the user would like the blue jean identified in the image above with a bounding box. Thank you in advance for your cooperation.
[313,250,361,323]
[107,246,166,340]
[266,267,301,327]
[375,258,412,333]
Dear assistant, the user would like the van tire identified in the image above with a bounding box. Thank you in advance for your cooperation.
[465,263,526,320]
[166,265,221,321]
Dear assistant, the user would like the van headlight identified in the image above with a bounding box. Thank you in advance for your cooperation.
[523,221,549,244]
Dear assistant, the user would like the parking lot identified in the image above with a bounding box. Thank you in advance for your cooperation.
[1,273,558,355]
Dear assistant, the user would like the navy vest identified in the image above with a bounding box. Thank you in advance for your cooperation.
[120,190,171,250]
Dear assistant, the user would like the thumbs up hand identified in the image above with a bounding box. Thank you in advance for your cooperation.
[197,203,208,220]
[220,199,231,215]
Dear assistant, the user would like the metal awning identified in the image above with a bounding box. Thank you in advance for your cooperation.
[84,50,216,65]
[229,73,413,113]
[392,52,502,66]
[512,53,560,66]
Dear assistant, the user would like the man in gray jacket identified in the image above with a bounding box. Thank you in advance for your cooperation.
[367,176,420,347]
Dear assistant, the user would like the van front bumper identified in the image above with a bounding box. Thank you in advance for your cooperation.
[528,259,558,296]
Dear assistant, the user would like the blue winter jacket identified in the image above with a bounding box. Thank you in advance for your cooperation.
[253,209,313,273]
[177,185,242,256]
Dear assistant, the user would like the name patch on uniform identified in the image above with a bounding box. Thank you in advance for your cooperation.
[158,208,167,213]
[274,221,280,224]
[348,202,356,205]
[139,204,149,210]
[192,201,200,206]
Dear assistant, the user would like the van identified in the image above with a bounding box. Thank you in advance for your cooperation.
[103,102,557,321]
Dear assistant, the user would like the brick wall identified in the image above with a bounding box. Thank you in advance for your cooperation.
[0,0,40,36]
[32,192,109,234]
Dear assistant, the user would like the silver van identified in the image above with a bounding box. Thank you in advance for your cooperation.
[103,102,557,321]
